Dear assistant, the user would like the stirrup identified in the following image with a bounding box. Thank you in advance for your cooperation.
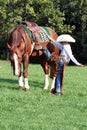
[35,46,47,51]
[35,46,43,50]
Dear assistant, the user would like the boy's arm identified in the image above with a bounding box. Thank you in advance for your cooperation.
[47,35,63,50]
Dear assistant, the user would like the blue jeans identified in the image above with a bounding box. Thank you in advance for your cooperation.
[43,49,51,58]
[55,59,64,93]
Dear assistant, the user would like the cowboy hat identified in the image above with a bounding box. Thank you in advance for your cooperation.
[56,34,76,43]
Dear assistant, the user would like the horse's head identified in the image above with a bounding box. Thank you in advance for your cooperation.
[7,39,25,76]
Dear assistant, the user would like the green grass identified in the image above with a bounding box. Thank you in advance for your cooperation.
[0,60,87,130]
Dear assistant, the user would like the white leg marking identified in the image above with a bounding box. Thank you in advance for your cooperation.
[50,77,56,90]
[14,53,19,76]
[44,74,49,90]
[18,76,24,87]
[24,78,30,89]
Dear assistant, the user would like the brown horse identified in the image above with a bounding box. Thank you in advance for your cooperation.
[7,21,60,91]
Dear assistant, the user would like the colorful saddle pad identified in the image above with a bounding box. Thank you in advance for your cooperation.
[21,21,50,43]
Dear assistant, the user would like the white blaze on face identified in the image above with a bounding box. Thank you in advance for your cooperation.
[13,53,19,76]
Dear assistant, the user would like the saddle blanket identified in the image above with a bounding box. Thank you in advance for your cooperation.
[21,21,50,43]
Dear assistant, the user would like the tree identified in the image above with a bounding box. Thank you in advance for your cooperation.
[59,0,87,62]
[0,0,87,62]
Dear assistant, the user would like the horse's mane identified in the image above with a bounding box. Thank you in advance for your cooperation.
[8,26,22,46]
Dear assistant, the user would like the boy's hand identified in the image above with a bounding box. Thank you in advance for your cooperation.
[80,64,84,67]
[47,35,53,41]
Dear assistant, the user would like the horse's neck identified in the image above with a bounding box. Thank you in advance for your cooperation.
[8,29,21,47]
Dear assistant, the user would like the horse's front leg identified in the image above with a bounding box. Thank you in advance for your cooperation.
[17,63,24,88]
[23,55,30,91]
[18,74,24,88]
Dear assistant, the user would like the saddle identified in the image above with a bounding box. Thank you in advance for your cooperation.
[20,21,56,55]
[21,21,49,43]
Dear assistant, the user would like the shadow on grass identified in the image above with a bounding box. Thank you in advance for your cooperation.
[0,78,17,84]
[0,78,44,90]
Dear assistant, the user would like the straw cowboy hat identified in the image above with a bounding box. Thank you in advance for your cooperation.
[56,34,76,43]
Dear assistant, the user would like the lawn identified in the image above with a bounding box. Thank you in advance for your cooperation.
[0,60,87,130]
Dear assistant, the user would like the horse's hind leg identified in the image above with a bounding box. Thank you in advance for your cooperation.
[40,57,49,90]
[50,77,56,93]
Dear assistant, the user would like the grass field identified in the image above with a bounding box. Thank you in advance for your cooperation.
[0,60,87,130]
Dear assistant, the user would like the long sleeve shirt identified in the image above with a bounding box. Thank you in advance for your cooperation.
[52,40,81,66]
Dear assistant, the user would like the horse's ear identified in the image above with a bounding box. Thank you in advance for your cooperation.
[7,43,12,50]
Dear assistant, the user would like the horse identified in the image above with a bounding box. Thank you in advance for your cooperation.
[7,21,60,91]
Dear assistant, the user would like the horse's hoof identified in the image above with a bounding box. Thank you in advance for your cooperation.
[19,86,23,89]
[25,88,29,92]
[50,88,55,94]
[44,88,48,90]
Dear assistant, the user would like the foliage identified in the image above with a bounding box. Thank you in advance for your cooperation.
[0,0,87,62]
[0,61,87,130]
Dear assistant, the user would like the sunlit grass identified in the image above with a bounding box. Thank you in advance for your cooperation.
[0,60,87,130]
